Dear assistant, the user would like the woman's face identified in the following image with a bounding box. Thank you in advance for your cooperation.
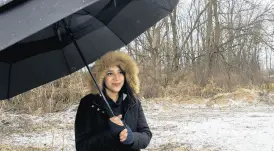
[104,66,125,94]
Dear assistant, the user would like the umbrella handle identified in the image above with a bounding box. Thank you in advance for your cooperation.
[61,20,115,117]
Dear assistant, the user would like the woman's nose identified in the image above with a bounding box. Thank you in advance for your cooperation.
[113,73,119,80]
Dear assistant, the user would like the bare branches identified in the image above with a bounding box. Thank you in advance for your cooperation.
[127,0,274,97]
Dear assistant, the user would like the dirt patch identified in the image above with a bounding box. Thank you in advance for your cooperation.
[144,143,218,151]
[0,145,51,151]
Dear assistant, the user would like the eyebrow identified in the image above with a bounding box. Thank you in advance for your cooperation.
[107,69,122,72]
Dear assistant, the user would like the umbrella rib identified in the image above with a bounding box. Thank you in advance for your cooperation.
[105,26,128,45]
[7,63,12,99]
[113,0,116,7]
[53,25,71,73]
[61,49,71,73]
[148,0,174,13]
[84,9,128,45]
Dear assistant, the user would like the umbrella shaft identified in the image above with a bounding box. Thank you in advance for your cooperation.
[7,64,12,100]
[61,20,115,117]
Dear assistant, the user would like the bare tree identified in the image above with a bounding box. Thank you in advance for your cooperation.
[125,0,274,98]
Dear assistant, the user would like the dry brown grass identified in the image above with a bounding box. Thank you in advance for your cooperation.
[0,71,90,114]
[154,77,225,103]
[139,70,229,99]
[204,88,261,107]
[0,67,270,114]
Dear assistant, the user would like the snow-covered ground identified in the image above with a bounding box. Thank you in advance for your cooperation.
[1,99,274,151]
[143,101,274,151]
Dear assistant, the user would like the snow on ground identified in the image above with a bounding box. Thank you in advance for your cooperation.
[1,98,274,151]
[143,101,274,151]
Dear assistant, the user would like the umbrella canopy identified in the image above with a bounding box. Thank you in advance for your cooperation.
[0,0,179,100]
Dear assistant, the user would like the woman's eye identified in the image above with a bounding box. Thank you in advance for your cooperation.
[107,73,112,76]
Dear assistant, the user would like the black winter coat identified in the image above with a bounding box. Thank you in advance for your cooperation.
[75,93,152,151]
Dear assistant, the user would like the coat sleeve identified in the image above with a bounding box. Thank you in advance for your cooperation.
[74,97,116,151]
[131,101,152,150]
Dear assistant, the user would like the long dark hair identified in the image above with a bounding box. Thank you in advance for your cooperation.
[120,76,137,102]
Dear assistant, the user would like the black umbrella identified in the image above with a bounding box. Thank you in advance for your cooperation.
[0,0,178,116]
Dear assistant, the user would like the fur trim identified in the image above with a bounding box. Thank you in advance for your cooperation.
[88,51,139,94]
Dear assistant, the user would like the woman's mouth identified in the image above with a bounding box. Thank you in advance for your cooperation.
[112,83,121,87]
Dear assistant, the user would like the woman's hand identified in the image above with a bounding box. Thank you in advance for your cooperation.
[119,128,128,142]
[108,114,125,138]
[120,125,134,145]
[109,114,124,126]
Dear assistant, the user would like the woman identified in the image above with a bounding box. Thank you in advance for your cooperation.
[75,51,152,151]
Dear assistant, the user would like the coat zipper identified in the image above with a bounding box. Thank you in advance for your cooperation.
[123,102,137,124]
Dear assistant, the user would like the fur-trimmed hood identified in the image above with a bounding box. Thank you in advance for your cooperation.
[88,51,139,94]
